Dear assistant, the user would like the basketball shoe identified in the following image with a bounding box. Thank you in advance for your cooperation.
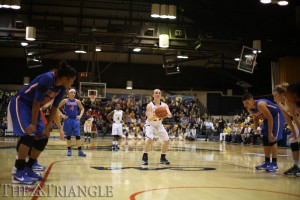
[255,161,270,170]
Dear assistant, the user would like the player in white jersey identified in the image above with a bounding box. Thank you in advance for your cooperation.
[108,103,126,151]
[142,89,172,165]
[273,83,300,176]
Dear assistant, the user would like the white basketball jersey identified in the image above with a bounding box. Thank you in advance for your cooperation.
[113,110,123,124]
[146,101,166,126]
[279,101,291,116]
[279,100,300,136]
[280,100,300,121]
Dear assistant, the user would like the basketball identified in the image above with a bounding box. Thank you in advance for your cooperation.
[155,106,167,118]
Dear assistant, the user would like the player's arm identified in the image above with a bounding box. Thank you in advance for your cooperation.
[165,104,172,118]
[245,108,258,133]
[28,74,54,134]
[26,77,51,134]
[57,99,68,119]
[76,99,85,120]
[107,111,114,123]
[280,107,296,138]
[41,105,60,138]
[253,116,259,134]
[146,103,156,120]
[257,101,274,140]
[122,112,126,123]
[53,111,64,140]
[286,100,300,138]
[24,99,41,134]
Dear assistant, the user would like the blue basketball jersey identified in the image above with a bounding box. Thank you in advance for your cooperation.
[64,98,78,118]
[250,99,281,119]
[250,99,284,139]
[16,71,66,108]
[9,71,66,136]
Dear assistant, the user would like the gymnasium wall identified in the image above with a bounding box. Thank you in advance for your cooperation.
[278,56,300,84]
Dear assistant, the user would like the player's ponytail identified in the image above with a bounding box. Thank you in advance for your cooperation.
[57,60,77,79]
[273,83,289,94]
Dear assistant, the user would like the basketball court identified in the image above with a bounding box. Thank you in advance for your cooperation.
[0,137,299,200]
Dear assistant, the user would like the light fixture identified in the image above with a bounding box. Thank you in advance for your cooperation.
[168,5,176,19]
[11,0,21,9]
[21,42,28,46]
[75,46,86,53]
[151,3,160,18]
[159,34,169,48]
[126,80,133,89]
[25,26,36,41]
[133,47,141,52]
[160,4,168,19]
[177,55,188,59]
[260,0,289,6]
[253,40,262,54]
[177,52,188,59]
[95,46,101,52]
[2,0,11,8]
[277,0,288,6]
[260,0,271,4]
[234,58,240,61]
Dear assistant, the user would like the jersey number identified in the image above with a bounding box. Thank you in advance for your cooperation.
[70,105,75,111]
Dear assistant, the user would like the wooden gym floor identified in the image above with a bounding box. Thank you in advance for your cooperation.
[0,137,299,200]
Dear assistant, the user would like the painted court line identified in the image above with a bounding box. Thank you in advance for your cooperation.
[129,186,300,200]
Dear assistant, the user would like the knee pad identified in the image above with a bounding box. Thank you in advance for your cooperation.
[75,136,81,140]
[291,142,300,152]
[66,136,71,140]
[269,141,277,146]
[20,135,34,147]
[262,136,269,146]
[33,138,48,151]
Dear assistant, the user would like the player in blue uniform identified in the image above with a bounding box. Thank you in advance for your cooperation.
[8,61,77,184]
[242,93,284,172]
[58,89,86,157]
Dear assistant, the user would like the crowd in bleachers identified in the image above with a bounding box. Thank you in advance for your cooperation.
[0,88,292,146]
[78,95,292,146]
[0,90,16,128]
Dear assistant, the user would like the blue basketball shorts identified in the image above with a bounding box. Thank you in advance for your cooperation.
[63,118,80,136]
[8,96,44,137]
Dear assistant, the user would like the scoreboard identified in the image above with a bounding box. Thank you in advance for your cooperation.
[78,72,91,82]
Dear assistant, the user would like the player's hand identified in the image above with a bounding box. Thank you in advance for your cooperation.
[24,124,37,135]
[289,132,298,143]
[158,115,168,120]
[62,114,68,120]
[268,134,275,142]
[76,115,81,120]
